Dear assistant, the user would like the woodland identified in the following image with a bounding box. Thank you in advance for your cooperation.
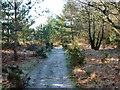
[1,0,120,89]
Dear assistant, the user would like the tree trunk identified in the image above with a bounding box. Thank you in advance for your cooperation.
[95,21,104,50]
[88,9,104,50]
[7,15,10,44]
[23,31,25,44]
[14,0,18,61]
[71,20,74,41]
[88,11,94,49]
[98,20,104,49]
[92,15,95,45]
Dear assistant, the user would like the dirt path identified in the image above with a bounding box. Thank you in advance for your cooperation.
[26,46,74,88]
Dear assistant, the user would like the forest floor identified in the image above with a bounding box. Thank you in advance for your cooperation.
[2,44,44,88]
[2,45,74,88]
[2,42,120,89]
[71,43,120,89]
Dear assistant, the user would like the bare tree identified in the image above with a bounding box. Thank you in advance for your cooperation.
[87,6,104,50]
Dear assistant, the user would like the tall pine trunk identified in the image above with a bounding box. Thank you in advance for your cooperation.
[71,20,74,41]
[14,0,18,61]
[7,15,10,44]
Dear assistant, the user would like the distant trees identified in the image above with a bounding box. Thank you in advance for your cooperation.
[56,15,67,43]
[82,3,105,50]
[63,0,80,41]
[57,0,120,49]
[79,1,120,49]
[2,0,41,60]
[78,0,120,35]
[35,16,59,45]
[2,0,120,54]
[55,0,82,43]
[2,2,14,44]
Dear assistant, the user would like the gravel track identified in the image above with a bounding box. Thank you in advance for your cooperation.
[27,46,74,88]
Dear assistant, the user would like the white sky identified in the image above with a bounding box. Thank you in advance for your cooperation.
[30,0,67,29]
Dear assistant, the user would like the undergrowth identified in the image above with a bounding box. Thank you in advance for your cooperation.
[67,42,85,67]
[36,46,47,58]
[2,66,30,89]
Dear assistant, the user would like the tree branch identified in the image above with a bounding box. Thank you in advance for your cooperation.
[78,0,120,34]
[7,0,14,7]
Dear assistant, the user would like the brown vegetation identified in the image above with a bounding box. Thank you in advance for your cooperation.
[71,43,120,88]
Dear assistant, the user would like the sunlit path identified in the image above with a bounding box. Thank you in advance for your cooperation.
[27,46,74,88]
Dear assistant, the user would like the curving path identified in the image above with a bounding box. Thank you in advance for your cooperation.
[26,46,74,88]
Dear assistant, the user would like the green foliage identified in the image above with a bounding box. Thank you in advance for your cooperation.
[2,42,21,50]
[109,33,117,42]
[45,40,54,49]
[50,43,53,49]
[62,39,70,49]
[7,66,24,87]
[101,58,105,63]
[62,42,68,49]
[86,70,92,76]
[103,38,111,44]
[103,53,108,58]
[2,43,12,49]
[36,46,47,58]
[2,1,36,44]
[27,44,37,51]
[2,66,31,89]
[35,16,60,46]
[4,65,31,88]
[68,43,85,67]
[2,67,8,73]
[101,53,108,63]
[14,57,18,61]
[45,40,50,49]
